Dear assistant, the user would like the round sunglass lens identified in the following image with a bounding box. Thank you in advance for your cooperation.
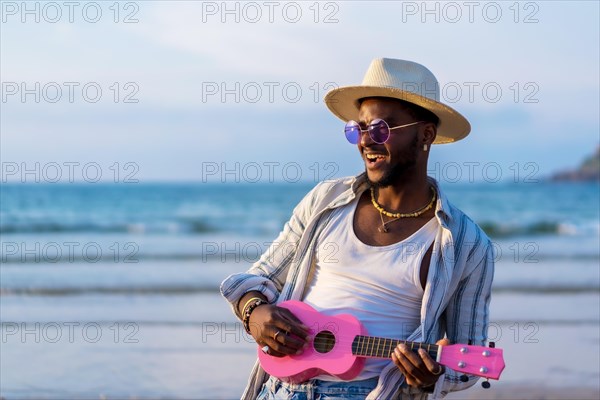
[344,121,361,144]
[369,119,390,144]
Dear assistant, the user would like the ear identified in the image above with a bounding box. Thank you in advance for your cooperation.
[422,122,437,146]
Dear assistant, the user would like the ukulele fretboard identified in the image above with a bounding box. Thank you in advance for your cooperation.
[351,335,439,360]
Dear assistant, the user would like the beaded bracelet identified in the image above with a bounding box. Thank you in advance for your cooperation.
[242,298,268,334]
[241,297,264,317]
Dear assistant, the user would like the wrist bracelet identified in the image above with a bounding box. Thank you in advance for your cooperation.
[241,297,263,316]
[242,298,268,334]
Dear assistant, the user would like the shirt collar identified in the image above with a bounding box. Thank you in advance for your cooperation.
[427,176,454,227]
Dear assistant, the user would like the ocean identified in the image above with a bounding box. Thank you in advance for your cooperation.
[1,180,599,399]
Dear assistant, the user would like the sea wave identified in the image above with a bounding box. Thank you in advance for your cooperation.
[1,249,598,265]
[479,220,598,238]
[0,220,216,235]
[0,247,600,266]
[0,285,218,296]
[0,251,266,264]
[2,283,598,296]
[2,218,597,239]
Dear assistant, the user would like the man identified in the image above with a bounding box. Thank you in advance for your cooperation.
[221,58,494,399]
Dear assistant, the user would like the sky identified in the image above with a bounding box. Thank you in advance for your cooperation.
[1,0,599,183]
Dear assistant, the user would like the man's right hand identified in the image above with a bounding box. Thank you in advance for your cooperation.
[248,303,311,357]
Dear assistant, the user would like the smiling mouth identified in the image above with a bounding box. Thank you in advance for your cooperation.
[365,153,387,164]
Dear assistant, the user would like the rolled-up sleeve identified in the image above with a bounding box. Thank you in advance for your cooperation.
[220,181,326,319]
[434,240,495,397]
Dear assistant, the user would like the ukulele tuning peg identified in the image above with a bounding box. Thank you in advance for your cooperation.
[488,341,495,348]
[459,374,469,382]
[481,379,491,389]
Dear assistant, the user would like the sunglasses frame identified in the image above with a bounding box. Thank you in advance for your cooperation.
[344,119,424,144]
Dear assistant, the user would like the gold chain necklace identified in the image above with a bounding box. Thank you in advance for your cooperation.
[370,186,436,233]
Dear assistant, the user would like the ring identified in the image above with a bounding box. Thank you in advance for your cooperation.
[432,365,444,376]
[274,330,283,342]
[261,345,270,354]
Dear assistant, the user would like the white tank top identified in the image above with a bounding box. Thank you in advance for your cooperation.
[303,195,439,380]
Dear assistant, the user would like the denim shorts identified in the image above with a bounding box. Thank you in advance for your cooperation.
[256,375,380,400]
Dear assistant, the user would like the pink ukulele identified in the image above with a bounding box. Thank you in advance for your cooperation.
[258,301,505,387]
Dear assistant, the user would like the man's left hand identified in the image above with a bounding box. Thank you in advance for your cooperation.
[392,338,450,389]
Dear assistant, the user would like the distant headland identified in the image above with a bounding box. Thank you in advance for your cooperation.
[550,146,600,182]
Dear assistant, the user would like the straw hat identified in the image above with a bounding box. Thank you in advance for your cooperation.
[324,58,471,144]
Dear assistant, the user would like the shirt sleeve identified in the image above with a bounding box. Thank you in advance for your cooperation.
[219,181,326,319]
[433,239,495,397]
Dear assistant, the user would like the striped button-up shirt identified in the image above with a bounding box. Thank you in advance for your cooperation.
[220,173,495,399]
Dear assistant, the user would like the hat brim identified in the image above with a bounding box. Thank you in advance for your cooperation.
[324,86,470,144]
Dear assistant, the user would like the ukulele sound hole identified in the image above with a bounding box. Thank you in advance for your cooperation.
[313,330,336,353]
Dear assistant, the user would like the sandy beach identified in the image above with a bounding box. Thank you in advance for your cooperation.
[1,183,598,399]
[4,287,598,399]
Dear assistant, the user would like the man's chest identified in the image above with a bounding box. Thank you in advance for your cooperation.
[312,197,438,291]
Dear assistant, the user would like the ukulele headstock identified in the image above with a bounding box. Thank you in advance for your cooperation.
[439,343,505,380]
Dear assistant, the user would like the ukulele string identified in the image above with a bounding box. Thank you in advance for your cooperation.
[294,337,440,351]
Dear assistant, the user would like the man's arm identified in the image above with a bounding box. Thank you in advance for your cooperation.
[434,240,495,396]
[391,239,494,396]
[220,182,327,355]
[220,181,325,317]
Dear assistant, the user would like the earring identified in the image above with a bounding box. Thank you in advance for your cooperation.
[423,144,428,151]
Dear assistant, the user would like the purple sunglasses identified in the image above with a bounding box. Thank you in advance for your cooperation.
[344,119,424,144]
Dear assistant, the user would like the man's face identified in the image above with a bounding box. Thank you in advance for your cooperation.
[357,98,422,188]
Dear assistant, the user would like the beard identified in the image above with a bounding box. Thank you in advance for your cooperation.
[366,135,419,189]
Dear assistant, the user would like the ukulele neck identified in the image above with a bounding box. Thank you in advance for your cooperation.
[351,335,439,360]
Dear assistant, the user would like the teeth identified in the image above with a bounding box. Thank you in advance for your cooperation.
[366,154,385,160]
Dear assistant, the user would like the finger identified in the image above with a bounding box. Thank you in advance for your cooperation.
[418,348,444,375]
[392,349,408,380]
[263,335,303,356]
[263,325,305,354]
[272,322,311,349]
[278,309,311,338]
[273,319,310,346]
[392,352,416,387]
[272,328,306,350]
[391,351,406,373]
[260,342,286,358]
[397,344,427,372]
[394,345,427,385]
[436,338,451,346]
